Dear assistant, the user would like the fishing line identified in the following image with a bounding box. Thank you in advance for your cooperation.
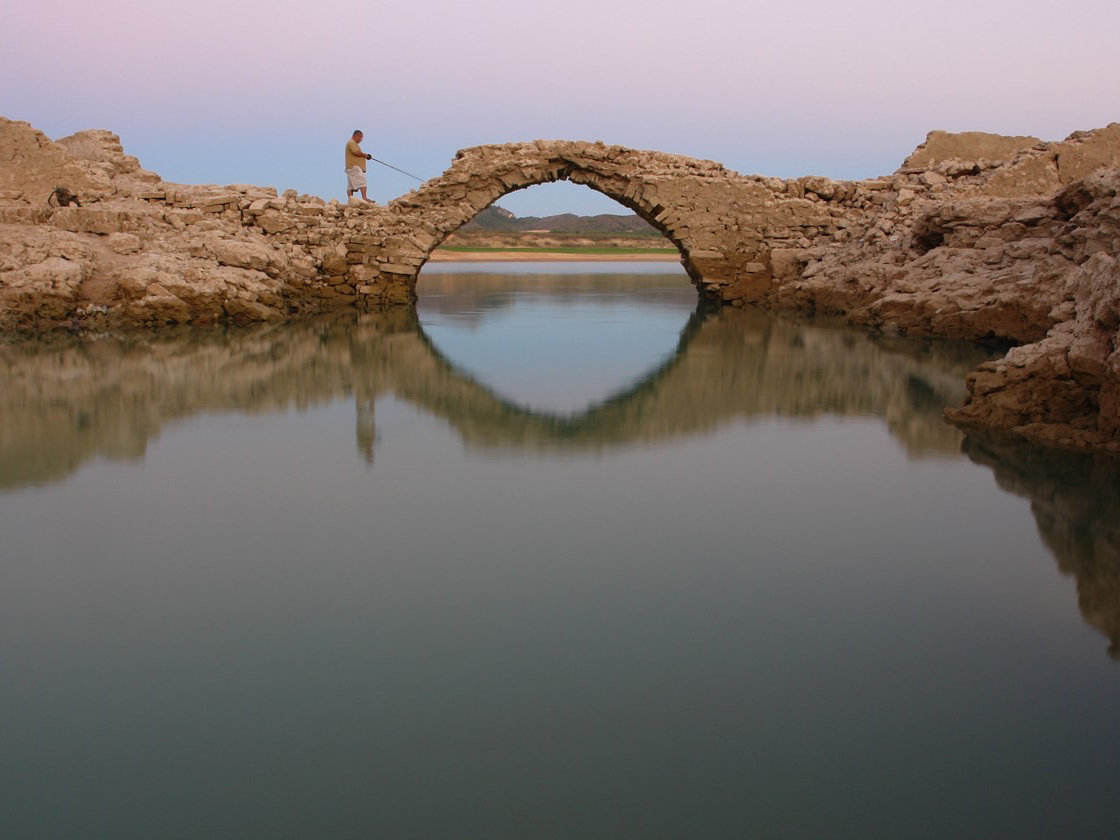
[370,158,426,182]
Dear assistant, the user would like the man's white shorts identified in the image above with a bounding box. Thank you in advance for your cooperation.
[346,166,367,192]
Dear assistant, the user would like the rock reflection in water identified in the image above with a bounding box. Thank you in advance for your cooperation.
[8,294,1119,657]
[2,305,990,493]
[962,434,1120,659]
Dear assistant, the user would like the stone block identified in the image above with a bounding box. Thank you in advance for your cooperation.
[407,232,437,251]
[769,248,809,282]
[902,130,1040,170]
[170,209,205,226]
[225,298,283,322]
[321,252,350,276]
[51,207,147,235]
[106,233,142,254]
[1054,123,1120,183]
[983,155,1060,198]
[801,176,836,200]
[209,239,274,271]
[379,263,415,276]
[256,210,294,234]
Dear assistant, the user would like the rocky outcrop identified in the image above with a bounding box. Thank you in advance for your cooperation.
[1,114,1120,450]
[760,126,1120,451]
[899,130,1044,171]
[0,117,382,328]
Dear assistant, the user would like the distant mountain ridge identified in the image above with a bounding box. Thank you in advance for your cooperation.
[462,205,659,235]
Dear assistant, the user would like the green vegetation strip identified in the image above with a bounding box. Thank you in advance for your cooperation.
[437,246,678,254]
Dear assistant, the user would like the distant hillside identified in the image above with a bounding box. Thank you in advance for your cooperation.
[463,205,660,235]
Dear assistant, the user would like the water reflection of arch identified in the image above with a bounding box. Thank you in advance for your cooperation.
[394,305,980,456]
[4,310,1119,657]
[0,308,985,493]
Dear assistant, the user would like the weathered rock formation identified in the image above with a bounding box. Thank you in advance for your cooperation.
[1,115,1120,450]
[765,126,1120,451]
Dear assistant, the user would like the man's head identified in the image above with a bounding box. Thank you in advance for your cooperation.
[352,130,363,142]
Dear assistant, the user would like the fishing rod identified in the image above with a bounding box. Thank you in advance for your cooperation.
[370,157,426,183]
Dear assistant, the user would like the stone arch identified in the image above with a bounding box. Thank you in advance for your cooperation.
[402,142,701,282]
[343,140,834,308]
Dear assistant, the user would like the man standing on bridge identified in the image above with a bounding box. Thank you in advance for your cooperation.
[345,129,374,205]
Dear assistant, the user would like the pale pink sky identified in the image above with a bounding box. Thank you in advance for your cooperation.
[4,0,1118,215]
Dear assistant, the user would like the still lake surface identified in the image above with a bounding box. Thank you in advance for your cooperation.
[2,262,1119,838]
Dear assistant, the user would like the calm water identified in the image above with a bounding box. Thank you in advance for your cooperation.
[2,263,1119,839]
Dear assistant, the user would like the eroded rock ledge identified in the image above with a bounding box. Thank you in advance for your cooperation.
[1,116,1119,451]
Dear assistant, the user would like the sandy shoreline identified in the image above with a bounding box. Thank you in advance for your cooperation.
[428,250,681,262]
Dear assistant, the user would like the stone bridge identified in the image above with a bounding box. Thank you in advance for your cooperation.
[0,118,897,321]
[333,141,841,306]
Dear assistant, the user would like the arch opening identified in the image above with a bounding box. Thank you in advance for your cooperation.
[429,179,683,268]
[420,177,692,279]
[391,143,714,293]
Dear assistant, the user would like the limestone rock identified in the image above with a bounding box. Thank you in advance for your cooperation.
[195,233,286,274]
[54,129,160,191]
[255,210,294,234]
[1055,122,1120,183]
[901,130,1041,171]
[0,117,111,203]
[224,298,284,322]
[106,233,142,254]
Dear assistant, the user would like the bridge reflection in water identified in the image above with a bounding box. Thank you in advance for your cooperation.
[2,300,1118,657]
[2,302,985,485]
